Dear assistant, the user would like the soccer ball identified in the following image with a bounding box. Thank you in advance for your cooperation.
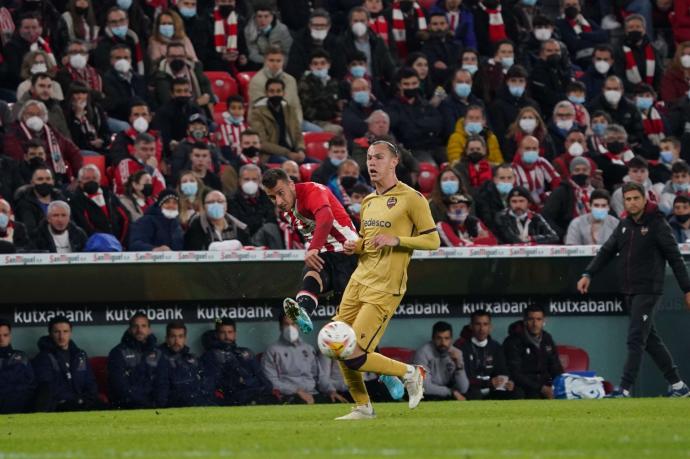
[317,321,357,360]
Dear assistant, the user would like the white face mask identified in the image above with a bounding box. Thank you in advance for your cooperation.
[534,28,552,41]
[132,116,149,133]
[310,28,328,41]
[241,180,259,195]
[114,58,131,74]
[681,55,690,69]
[282,325,299,343]
[31,62,48,74]
[556,119,574,131]
[351,21,368,37]
[568,142,584,156]
[25,116,45,132]
[594,60,611,74]
[604,90,622,105]
[161,208,179,219]
[69,53,88,70]
[519,118,537,133]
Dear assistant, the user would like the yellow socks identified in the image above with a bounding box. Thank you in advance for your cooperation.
[358,352,409,378]
[337,360,370,406]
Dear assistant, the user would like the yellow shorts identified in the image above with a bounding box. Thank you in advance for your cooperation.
[333,279,403,353]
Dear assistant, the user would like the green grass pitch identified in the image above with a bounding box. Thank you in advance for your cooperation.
[1,399,688,459]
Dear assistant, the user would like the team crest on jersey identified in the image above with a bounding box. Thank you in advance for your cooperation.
[641,226,648,236]
[387,197,397,209]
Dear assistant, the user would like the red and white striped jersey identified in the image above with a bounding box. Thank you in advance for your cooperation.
[282,182,358,253]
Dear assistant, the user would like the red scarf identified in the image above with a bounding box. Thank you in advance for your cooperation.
[66,64,102,93]
[392,1,427,58]
[369,15,389,45]
[213,7,238,54]
[569,180,591,216]
[641,105,665,146]
[468,160,492,188]
[567,15,592,34]
[623,43,655,85]
[478,2,507,43]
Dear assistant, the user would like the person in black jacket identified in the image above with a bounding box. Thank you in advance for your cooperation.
[31,201,88,253]
[69,165,130,246]
[14,167,65,236]
[578,182,690,397]
[488,65,540,145]
[0,319,36,414]
[421,13,461,88]
[438,68,484,142]
[310,136,348,185]
[151,78,204,157]
[460,310,515,400]
[503,306,563,399]
[475,163,516,235]
[529,39,571,117]
[341,78,385,142]
[32,316,100,412]
[129,190,184,251]
[0,199,31,252]
[107,312,169,409]
[286,9,339,79]
[160,321,208,407]
[102,44,149,122]
[63,82,111,154]
[200,318,275,406]
[494,186,559,244]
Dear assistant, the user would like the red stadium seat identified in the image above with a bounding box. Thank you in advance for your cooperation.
[82,154,108,186]
[300,163,320,182]
[379,347,415,363]
[303,131,335,161]
[557,345,590,372]
[235,71,256,103]
[417,162,439,195]
[205,71,238,113]
[89,356,109,403]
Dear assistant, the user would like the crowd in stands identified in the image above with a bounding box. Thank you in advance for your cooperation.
[2,0,690,252]
[0,306,565,412]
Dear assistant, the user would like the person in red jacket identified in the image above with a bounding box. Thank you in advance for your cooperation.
[436,193,497,246]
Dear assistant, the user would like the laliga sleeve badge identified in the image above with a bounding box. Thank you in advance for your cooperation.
[387,197,397,209]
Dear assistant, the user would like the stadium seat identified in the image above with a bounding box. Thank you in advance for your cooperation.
[235,71,256,103]
[417,162,439,195]
[299,163,319,182]
[82,154,108,187]
[303,131,335,161]
[89,356,109,403]
[379,347,415,363]
[205,71,238,113]
[557,345,590,372]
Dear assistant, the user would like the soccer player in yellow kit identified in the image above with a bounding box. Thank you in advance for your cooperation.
[331,140,441,420]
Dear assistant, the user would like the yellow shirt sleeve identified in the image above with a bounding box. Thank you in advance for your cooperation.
[397,191,441,250]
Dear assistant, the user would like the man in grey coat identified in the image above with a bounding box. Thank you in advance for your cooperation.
[412,321,469,401]
[565,189,620,245]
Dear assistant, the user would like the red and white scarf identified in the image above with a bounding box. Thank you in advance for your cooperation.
[570,180,592,216]
[104,27,144,75]
[641,105,665,146]
[478,2,507,43]
[66,64,103,93]
[369,15,389,45]
[213,7,238,54]
[392,1,427,58]
[513,158,560,205]
[87,189,108,214]
[30,36,56,67]
[623,43,655,85]
[567,15,592,35]
[217,114,248,156]
[20,121,66,174]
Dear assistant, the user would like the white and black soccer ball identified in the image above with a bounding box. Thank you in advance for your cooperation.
[317,321,357,360]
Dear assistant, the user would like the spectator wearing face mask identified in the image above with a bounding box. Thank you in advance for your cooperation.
[113,133,167,198]
[15,51,64,104]
[542,156,597,240]
[248,46,302,123]
[55,41,104,100]
[650,137,682,185]
[118,170,155,222]
[516,15,557,71]
[555,0,608,70]
[633,83,669,154]
[261,312,322,405]
[473,40,515,104]
[475,163,516,235]
[488,65,540,145]
[437,194,497,246]
[311,136,349,185]
[217,96,249,161]
[287,9,339,79]
[298,49,342,135]
[447,105,503,165]
[657,160,690,216]
[148,10,198,64]
[54,0,100,58]
[63,83,111,155]
[227,164,281,249]
[512,135,561,208]
[177,171,205,229]
[565,81,591,131]
[668,195,690,243]
[413,321,469,401]
[581,44,617,101]
[494,186,559,244]
[546,101,579,157]
[14,166,65,235]
[170,116,223,187]
[428,167,469,223]
[565,189,619,245]
[184,190,249,250]
[108,101,162,168]
[129,190,184,251]
[594,124,637,192]
[502,106,555,163]
[614,14,662,93]
[102,44,148,123]
[13,139,45,194]
[341,78,384,142]
[92,7,147,76]
[587,110,612,155]
[152,78,205,157]
[327,159,367,208]
[0,199,30,252]
[452,135,493,193]
[610,156,663,216]
[552,129,597,181]
[529,39,571,116]
[586,76,645,149]
[346,183,371,230]
[31,200,88,253]
[151,41,212,111]
[438,68,484,142]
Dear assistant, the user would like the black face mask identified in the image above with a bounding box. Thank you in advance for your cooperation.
[606,141,625,154]
[27,157,45,169]
[677,214,690,223]
[268,95,283,107]
[571,173,589,187]
[83,181,100,194]
[564,6,579,19]
[142,183,154,197]
[399,1,414,13]
[430,30,448,39]
[467,152,484,164]
[403,88,418,99]
[75,6,88,15]
[626,31,644,45]
[34,183,53,197]
[242,146,260,157]
[169,59,186,73]
[547,54,561,66]
[218,5,234,16]
[340,176,357,191]
[173,96,190,105]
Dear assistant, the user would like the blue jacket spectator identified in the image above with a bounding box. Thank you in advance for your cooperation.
[32,333,99,412]
[201,323,274,406]
[429,0,477,50]
[129,190,184,251]
[107,313,169,409]
[0,320,35,414]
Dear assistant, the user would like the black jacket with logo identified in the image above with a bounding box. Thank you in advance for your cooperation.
[584,206,690,295]
[503,328,563,393]
[460,337,508,390]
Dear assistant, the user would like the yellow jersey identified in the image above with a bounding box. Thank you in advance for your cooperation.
[351,181,440,295]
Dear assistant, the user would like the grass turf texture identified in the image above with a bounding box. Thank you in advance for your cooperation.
[1,399,688,459]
